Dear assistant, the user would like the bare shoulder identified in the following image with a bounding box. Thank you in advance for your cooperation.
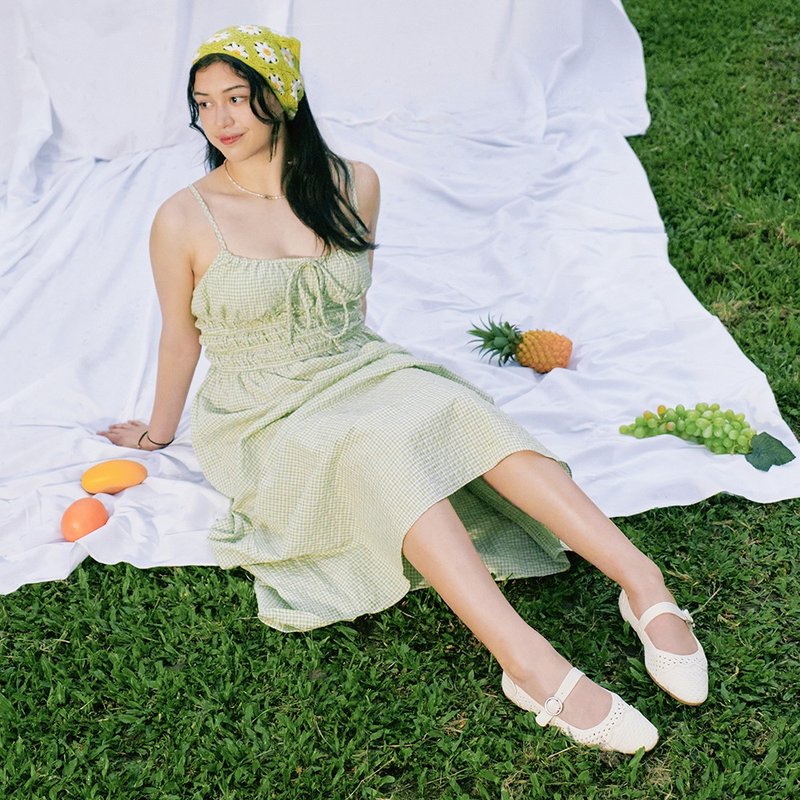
[347,160,380,231]
[149,187,205,274]
[151,186,197,237]
[349,160,380,202]
[151,184,212,255]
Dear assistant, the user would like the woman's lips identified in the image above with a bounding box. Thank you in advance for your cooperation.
[219,134,243,146]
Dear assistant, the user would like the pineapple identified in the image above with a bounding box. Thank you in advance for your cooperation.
[468,316,573,373]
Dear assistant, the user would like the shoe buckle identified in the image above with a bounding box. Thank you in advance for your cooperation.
[543,696,564,717]
[681,608,695,629]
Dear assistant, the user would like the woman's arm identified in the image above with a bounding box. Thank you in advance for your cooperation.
[98,193,200,450]
[352,161,381,317]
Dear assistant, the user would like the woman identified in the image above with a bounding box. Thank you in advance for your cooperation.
[99,25,707,755]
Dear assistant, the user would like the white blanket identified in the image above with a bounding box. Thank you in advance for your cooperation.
[2,0,797,595]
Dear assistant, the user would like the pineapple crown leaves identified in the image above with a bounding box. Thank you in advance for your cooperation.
[467,315,522,365]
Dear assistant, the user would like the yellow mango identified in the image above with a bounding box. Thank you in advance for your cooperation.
[80,459,147,495]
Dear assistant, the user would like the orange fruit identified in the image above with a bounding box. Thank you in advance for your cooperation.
[61,498,109,541]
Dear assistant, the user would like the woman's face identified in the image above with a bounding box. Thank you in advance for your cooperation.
[192,61,282,161]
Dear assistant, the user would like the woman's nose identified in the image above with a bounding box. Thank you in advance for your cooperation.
[215,104,234,127]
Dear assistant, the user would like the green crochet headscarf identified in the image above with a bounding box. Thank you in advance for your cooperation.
[193,24,305,119]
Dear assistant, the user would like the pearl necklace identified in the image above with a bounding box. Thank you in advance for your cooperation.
[224,160,285,200]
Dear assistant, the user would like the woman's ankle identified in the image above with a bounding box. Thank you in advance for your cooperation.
[622,565,673,616]
[497,632,573,696]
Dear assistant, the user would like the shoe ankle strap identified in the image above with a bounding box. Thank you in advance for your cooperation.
[535,667,584,727]
[638,601,694,630]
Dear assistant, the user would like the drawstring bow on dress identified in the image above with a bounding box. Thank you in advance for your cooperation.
[284,257,353,349]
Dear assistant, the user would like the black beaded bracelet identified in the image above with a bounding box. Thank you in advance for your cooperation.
[137,430,175,450]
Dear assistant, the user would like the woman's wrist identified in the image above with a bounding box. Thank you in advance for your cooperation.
[137,430,176,450]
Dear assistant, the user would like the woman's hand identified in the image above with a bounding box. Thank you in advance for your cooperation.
[97,420,160,450]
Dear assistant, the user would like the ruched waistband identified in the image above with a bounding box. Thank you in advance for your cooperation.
[201,322,381,371]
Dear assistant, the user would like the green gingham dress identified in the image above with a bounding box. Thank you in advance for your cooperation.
[188,179,570,632]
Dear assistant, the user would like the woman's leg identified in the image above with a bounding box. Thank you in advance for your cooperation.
[403,498,617,729]
[482,451,698,655]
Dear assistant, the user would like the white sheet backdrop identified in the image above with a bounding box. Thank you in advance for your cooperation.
[1,0,798,595]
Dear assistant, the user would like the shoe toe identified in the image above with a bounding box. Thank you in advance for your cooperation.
[654,663,709,705]
[601,698,659,754]
[647,641,708,705]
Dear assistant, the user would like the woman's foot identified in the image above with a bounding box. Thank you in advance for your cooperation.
[624,580,700,656]
[505,651,613,730]
[502,658,658,754]
[619,587,708,705]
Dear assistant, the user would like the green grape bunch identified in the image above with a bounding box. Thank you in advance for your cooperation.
[619,403,756,455]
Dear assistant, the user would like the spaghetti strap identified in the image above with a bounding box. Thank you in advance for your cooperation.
[189,184,228,250]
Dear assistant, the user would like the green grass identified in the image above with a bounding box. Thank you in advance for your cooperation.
[2,1,799,797]
[626,0,800,432]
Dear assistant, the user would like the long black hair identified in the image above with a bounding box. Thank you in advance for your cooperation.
[188,53,375,254]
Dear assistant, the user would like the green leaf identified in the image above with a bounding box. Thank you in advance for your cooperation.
[745,432,796,471]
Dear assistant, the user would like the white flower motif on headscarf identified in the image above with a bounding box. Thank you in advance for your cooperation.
[290,79,303,101]
[236,25,262,35]
[269,74,285,93]
[205,31,231,43]
[280,47,295,68]
[223,42,250,59]
[255,42,279,64]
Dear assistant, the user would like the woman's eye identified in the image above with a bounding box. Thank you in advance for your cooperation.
[231,96,248,104]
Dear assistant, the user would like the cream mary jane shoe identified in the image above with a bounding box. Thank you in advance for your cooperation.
[619,589,708,706]
[502,667,659,755]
